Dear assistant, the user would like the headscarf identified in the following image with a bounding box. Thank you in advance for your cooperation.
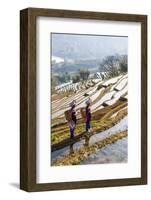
[70,100,76,108]
[85,98,92,105]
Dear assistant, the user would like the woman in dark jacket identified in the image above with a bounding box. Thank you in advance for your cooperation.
[69,101,77,139]
[85,98,92,132]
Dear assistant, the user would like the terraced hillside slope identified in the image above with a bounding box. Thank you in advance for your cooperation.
[51,73,128,166]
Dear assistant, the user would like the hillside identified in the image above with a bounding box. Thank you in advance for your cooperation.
[51,73,128,166]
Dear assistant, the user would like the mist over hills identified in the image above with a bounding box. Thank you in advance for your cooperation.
[51,33,128,74]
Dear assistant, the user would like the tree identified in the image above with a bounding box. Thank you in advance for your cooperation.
[79,68,90,81]
[119,55,128,73]
[51,75,59,91]
[99,55,119,78]
[57,72,71,83]
[72,74,80,83]
[64,72,71,82]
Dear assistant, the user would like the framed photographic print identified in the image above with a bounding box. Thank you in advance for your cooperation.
[20,8,147,191]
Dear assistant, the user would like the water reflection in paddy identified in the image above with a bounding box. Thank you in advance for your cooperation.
[80,137,127,164]
[51,116,128,165]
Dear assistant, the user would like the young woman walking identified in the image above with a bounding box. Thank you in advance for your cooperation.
[69,100,77,139]
[85,98,92,133]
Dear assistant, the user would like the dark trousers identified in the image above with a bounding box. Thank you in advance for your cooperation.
[86,121,91,131]
[69,120,76,139]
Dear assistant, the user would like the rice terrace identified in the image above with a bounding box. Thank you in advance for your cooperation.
[51,33,128,166]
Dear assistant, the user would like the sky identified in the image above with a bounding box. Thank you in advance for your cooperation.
[51,33,128,60]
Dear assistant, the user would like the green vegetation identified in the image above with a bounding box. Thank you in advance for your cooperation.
[72,68,90,83]
[119,55,128,73]
[99,55,127,78]
[52,72,71,88]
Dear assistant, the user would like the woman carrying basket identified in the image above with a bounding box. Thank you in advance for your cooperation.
[69,100,77,139]
[85,98,92,133]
